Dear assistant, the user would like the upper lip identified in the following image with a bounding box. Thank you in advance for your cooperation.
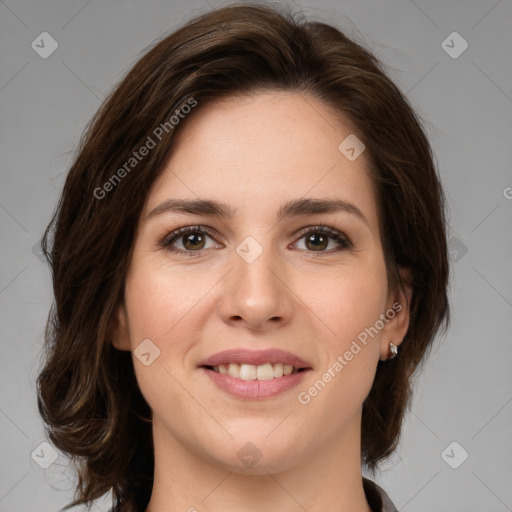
[197,348,313,369]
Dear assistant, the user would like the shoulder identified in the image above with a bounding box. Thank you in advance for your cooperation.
[363,477,399,512]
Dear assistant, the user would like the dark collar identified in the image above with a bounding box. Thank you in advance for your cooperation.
[363,477,398,512]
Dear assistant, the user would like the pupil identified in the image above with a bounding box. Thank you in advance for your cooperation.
[184,233,205,250]
[307,233,327,251]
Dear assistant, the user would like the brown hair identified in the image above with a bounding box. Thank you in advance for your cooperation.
[37,3,450,510]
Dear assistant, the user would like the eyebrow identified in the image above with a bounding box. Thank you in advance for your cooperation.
[147,197,369,226]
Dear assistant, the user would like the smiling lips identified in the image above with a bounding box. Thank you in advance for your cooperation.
[198,348,312,398]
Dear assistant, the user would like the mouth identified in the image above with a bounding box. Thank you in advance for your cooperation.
[198,348,313,399]
[203,362,309,380]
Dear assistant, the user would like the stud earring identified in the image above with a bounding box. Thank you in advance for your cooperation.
[388,342,398,359]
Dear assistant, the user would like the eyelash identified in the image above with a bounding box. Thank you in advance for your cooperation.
[158,224,353,257]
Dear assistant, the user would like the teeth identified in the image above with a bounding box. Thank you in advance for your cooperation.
[213,362,300,380]
[227,363,239,378]
[273,363,284,378]
[239,364,257,380]
[256,363,274,380]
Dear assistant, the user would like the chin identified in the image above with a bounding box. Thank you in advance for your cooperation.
[220,450,299,476]
[207,434,302,475]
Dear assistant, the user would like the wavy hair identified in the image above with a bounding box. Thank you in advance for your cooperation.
[37,3,450,511]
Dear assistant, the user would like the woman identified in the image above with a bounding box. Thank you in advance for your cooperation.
[36,3,450,511]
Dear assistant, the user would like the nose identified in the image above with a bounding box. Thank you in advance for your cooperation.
[218,239,295,331]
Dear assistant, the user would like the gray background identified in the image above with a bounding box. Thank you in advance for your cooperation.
[1,0,511,511]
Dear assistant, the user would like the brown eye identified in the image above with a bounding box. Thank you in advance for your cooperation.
[159,224,351,257]
[160,226,221,255]
[304,232,329,251]
[294,226,352,254]
[181,232,207,250]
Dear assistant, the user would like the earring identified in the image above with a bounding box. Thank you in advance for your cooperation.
[388,342,398,359]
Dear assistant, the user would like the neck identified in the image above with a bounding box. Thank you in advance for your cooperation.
[144,415,372,512]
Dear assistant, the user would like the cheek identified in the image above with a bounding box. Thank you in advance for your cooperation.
[122,264,193,412]
[297,261,388,345]
[295,270,386,433]
[123,258,205,341]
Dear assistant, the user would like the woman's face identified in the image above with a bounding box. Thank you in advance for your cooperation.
[112,91,410,474]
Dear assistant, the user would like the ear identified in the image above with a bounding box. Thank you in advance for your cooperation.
[379,267,413,361]
[108,301,131,352]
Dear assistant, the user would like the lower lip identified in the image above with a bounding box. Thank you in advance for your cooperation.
[202,367,310,399]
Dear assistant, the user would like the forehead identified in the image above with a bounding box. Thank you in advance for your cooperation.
[145,91,379,233]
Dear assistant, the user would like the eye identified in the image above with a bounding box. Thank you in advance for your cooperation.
[292,225,352,254]
[159,224,352,256]
[159,225,222,255]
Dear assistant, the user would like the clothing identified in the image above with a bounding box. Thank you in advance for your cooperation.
[116,477,398,512]
[363,477,398,512]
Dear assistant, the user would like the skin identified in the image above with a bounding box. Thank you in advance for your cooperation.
[111,91,412,512]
